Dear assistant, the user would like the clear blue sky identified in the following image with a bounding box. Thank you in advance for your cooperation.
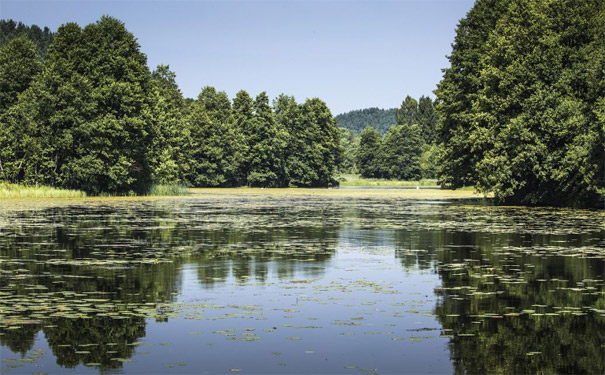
[1,0,474,115]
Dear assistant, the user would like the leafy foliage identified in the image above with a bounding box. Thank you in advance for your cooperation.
[353,95,434,180]
[356,127,382,178]
[4,17,156,194]
[150,64,189,185]
[0,36,41,114]
[335,107,397,135]
[379,124,423,180]
[436,0,604,207]
[0,17,342,193]
[337,128,358,174]
[0,19,54,58]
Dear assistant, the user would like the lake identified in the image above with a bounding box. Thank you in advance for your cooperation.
[0,191,603,374]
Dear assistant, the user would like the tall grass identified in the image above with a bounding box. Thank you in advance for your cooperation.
[338,174,439,187]
[147,184,191,196]
[0,183,86,198]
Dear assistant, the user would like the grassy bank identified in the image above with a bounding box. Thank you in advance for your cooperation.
[0,187,487,214]
[0,183,191,199]
[338,174,439,187]
[0,181,483,202]
[0,183,87,198]
[189,187,486,200]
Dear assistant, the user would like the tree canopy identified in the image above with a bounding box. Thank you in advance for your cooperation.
[336,107,397,135]
[0,19,54,58]
[0,18,343,193]
[436,0,604,207]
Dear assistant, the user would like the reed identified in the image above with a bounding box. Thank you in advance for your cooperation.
[146,184,191,196]
[0,183,87,198]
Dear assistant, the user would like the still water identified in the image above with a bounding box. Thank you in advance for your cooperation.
[0,195,603,374]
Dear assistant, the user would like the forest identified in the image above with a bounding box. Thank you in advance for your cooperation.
[0,18,341,194]
[1,0,603,208]
[347,96,438,180]
[335,107,396,135]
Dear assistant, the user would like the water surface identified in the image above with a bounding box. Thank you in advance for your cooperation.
[0,195,603,374]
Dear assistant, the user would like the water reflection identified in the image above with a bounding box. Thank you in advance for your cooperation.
[0,199,340,371]
[0,198,603,374]
[432,228,604,374]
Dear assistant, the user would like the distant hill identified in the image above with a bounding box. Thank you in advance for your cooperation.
[0,19,54,58]
[335,107,397,135]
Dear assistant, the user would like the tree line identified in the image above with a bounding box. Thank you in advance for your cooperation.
[340,95,438,180]
[0,17,341,194]
[335,107,396,135]
[435,0,604,207]
[0,20,54,58]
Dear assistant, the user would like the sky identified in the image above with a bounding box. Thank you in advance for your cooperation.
[1,0,474,115]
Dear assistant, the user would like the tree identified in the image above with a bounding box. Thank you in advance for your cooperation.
[299,98,341,186]
[231,90,254,185]
[62,16,155,194]
[0,20,54,58]
[6,17,156,194]
[396,96,418,126]
[150,64,189,185]
[335,107,397,135]
[246,92,288,187]
[0,36,42,181]
[0,23,92,186]
[416,96,438,144]
[0,36,41,114]
[274,94,304,185]
[338,128,358,175]
[472,0,604,206]
[356,126,382,178]
[437,0,604,207]
[186,86,245,187]
[420,144,438,179]
[435,0,511,188]
[379,124,423,180]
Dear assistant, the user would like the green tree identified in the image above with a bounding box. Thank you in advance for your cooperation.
[0,36,41,114]
[420,144,438,179]
[338,128,358,174]
[474,0,603,206]
[437,0,604,207]
[0,20,54,58]
[335,107,397,135]
[274,94,303,185]
[379,124,423,180]
[150,64,189,185]
[0,36,42,182]
[61,16,155,194]
[435,0,511,188]
[416,96,438,144]
[231,90,254,185]
[186,86,244,187]
[356,126,382,178]
[396,96,418,126]
[0,23,92,186]
[247,92,288,187]
[7,17,156,194]
[298,98,341,186]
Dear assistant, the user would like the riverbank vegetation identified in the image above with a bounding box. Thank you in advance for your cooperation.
[1,0,603,208]
[338,174,438,187]
[349,96,438,181]
[0,182,86,198]
[146,184,190,197]
[0,17,340,196]
[435,0,604,207]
